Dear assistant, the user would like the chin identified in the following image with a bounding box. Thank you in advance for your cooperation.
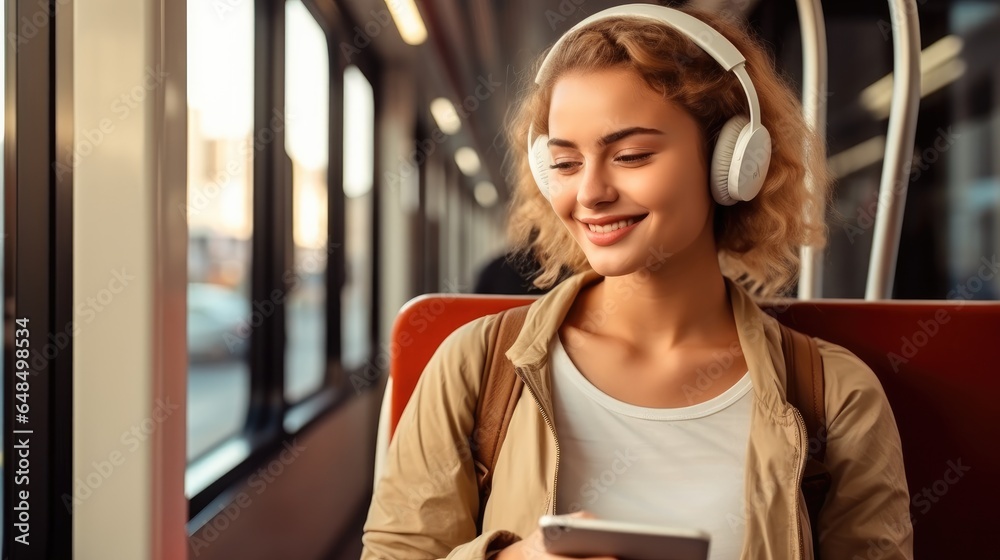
[581,253,646,278]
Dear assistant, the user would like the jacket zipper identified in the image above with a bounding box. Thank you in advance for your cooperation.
[515,366,561,514]
[791,407,809,560]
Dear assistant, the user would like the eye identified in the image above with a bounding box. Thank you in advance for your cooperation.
[615,153,653,164]
[549,161,581,172]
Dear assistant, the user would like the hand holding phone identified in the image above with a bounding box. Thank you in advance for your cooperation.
[538,514,710,560]
[494,512,619,560]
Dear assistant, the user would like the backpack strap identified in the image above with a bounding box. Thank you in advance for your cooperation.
[780,323,827,461]
[472,305,529,530]
[779,323,831,559]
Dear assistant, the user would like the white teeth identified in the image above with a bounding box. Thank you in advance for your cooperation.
[587,217,637,233]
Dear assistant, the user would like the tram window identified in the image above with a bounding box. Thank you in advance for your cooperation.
[342,65,375,371]
[185,0,255,460]
[284,0,330,403]
[923,1,1000,301]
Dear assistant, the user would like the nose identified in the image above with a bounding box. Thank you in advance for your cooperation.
[576,161,618,209]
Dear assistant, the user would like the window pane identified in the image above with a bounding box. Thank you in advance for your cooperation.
[342,66,374,370]
[186,0,254,461]
[931,1,999,300]
[284,0,330,402]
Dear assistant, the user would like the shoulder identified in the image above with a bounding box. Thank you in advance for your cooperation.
[435,312,502,356]
[814,338,875,381]
[420,312,502,384]
[813,338,895,428]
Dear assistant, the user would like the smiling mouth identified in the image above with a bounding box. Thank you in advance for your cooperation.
[585,215,647,234]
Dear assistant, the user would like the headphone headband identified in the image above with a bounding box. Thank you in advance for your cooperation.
[533,4,763,130]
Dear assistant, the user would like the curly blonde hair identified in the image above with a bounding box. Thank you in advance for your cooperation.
[505,8,830,297]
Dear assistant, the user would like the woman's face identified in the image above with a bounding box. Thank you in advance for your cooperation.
[545,67,714,278]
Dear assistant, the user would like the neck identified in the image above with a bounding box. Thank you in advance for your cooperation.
[585,228,733,350]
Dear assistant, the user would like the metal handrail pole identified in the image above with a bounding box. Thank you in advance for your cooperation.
[865,0,921,300]
[795,0,829,300]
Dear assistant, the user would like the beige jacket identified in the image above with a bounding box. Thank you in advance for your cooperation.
[362,271,913,559]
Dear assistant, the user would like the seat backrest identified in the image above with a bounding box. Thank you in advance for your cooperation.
[388,294,536,435]
[388,294,999,556]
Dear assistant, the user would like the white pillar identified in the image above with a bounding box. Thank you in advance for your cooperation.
[73,0,187,557]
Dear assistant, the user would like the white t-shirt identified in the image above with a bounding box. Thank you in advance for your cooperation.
[550,335,753,560]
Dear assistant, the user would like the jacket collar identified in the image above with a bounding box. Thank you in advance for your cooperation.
[505,270,793,415]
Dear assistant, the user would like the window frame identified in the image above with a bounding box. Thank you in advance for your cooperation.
[1,0,75,555]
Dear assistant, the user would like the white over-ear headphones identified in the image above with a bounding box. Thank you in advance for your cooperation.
[527,4,771,206]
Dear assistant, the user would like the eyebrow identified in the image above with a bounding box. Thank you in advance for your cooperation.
[547,126,664,149]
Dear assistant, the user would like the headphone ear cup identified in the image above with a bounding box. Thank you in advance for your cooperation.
[710,116,748,206]
[528,130,553,200]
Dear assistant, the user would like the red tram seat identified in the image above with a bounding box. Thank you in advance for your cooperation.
[385,294,999,557]
[387,294,538,435]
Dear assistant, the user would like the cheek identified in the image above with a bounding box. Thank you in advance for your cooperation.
[659,156,709,208]
[629,165,708,212]
[677,176,712,215]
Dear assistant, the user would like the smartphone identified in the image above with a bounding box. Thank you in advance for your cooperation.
[539,514,711,560]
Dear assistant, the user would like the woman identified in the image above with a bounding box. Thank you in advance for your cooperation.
[363,6,912,560]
